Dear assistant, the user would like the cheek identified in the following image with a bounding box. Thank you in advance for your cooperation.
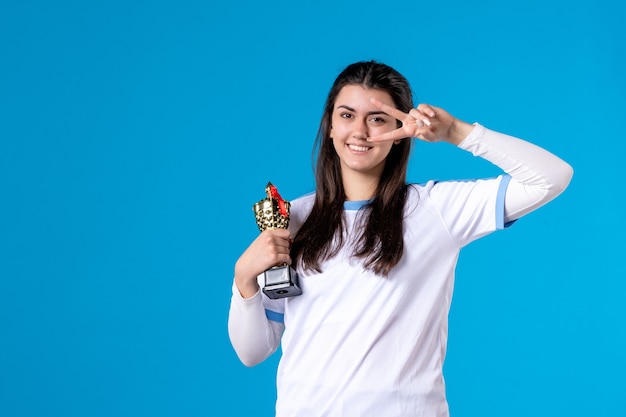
[375,140,396,157]
[382,143,396,156]
[330,123,349,138]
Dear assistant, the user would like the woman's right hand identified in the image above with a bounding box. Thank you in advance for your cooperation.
[234,229,293,298]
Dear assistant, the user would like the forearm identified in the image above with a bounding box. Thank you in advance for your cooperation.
[458,123,573,221]
[227,283,283,367]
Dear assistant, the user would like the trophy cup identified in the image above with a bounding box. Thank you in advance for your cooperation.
[253,182,302,299]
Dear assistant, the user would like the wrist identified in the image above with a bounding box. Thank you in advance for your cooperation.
[234,274,260,299]
[448,119,474,146]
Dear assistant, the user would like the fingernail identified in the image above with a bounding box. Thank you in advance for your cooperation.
[423,119,431,127]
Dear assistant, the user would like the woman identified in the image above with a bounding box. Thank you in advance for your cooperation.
[228,60,573,416]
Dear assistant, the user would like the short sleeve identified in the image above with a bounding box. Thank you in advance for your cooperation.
[427,174,511,247]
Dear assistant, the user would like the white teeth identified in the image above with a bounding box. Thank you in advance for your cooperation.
[349,144,370,152]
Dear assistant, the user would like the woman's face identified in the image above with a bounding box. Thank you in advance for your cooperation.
[330,85,399,180]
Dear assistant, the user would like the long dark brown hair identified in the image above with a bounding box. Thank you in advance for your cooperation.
[290,60,414,276]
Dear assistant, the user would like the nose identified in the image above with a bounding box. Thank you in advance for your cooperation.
[352,118,368,140]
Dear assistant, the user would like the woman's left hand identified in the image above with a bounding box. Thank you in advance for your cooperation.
[367,98,473,145]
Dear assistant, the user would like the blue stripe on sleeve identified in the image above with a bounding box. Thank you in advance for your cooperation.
[496,174,514,230]
[265,309,284,323]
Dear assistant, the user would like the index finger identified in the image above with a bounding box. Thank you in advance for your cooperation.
[369,97,409,121]
[367,127,411,143]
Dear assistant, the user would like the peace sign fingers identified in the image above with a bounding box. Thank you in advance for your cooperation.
[369,97,409,122]
[367,98,432,143]
[366,98,412,142]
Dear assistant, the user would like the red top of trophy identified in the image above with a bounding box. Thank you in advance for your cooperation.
[267,182,288,218]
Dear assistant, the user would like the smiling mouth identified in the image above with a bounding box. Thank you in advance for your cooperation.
[348,144,371,152]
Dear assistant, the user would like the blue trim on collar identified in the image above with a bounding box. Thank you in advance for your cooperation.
[265,309,284,323]
[344,199,371,210]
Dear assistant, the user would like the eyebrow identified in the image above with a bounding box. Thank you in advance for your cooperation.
[336,105,387,117]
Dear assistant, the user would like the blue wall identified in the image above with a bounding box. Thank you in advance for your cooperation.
[1,1,624,416]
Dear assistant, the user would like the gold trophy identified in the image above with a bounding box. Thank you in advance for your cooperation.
[253,182,302,299]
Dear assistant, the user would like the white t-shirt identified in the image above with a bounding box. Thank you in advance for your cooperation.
[262,175,510,417]
[229,123,573,417]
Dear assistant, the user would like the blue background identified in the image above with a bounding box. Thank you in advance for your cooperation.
[1,0,624,416]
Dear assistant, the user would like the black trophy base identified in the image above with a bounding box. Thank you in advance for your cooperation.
[262,265,302,299]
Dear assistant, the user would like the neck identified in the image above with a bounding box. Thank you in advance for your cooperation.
[342,171,379,201]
